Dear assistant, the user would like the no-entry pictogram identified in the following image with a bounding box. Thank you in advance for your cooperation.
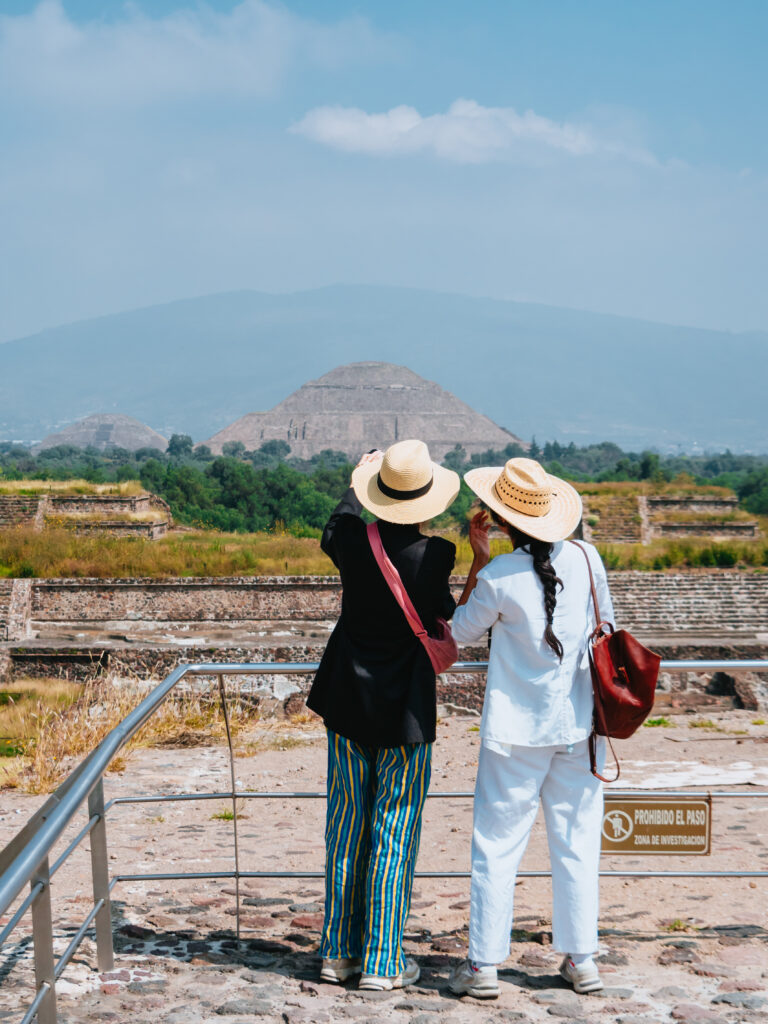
[601,795,711,855]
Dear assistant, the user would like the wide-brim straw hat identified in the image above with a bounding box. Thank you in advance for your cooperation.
[464,457,582,543]
[352,439,460,525]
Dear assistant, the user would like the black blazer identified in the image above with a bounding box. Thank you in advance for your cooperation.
[306,488,456,747]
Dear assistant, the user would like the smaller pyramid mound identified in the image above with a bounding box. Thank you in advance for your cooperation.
[206,362,523,461]
[36,414,167,452]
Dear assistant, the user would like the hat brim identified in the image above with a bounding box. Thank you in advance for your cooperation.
[464,466,582,543]
[352,457,460,525]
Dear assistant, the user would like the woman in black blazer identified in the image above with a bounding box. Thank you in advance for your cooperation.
[307,440,459,991]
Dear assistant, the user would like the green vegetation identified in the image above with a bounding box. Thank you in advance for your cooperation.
[1,436,767,547]
[644,716,674,728]
[597,538,768,570]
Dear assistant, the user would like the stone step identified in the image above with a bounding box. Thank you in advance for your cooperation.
[0,579,14,640]
[0,496,41,528]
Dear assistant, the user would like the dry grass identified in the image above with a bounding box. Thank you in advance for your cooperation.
[0,479,145,496]
[655,510,754,524]
[0,526,336,578]
[1,676,262,794]
[575,480,733,498]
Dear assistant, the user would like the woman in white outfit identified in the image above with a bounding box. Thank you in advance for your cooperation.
[448,458,614,999]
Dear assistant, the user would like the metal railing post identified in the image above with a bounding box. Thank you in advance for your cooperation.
[30,856,56,1024]
[217,674,241,944]
[87,779,114,972]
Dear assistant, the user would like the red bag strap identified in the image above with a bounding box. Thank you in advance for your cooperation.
[570,540,621,782]
[366,521,428,641]
[569,539,602,627]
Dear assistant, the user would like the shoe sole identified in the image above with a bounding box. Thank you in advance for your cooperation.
[449,983,499,999]
[359,968,420,991]
[559,966,603,994]
[320,967,361,983]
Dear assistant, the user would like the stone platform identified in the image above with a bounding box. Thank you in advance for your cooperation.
[1,713,767,1024]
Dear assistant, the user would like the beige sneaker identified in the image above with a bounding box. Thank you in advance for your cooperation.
[448,958,500,999]
[559,955,604,994]
[358,958,420,990]
[320,957,362,983]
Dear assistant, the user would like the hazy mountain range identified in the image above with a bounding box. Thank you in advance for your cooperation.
[2,285,765,452]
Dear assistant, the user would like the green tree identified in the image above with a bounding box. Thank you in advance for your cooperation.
[167,434,194,458]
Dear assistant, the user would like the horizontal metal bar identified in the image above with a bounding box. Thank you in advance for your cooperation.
[113,869,768,883]
[0,881,43,948]
[179,659,768,676]
[19,982,50,1024]
[108,788,768,809]
[54,900,104,980]
[49,815,100,879]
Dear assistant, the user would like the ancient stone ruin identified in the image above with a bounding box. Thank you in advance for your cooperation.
[583,492,759,545]
[205,361,524,461]
[35,413,167,452]
[0,491,172,538]
[1,572,766,715]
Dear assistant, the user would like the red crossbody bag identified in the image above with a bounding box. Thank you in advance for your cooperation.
[367,521,459,675]
[571,540,661,782]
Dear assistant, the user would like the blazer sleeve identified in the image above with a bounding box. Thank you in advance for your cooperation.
[450,569,500,642]
[436,539,457,620]
[320,487,364,568]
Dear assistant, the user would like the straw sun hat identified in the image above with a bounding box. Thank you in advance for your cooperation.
[464,457,582,543]
[352,439,460,525]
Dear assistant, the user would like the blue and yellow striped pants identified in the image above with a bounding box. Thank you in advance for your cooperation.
[320,730,432,977]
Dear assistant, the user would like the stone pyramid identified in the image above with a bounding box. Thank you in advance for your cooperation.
[36,414,167,452]
[206,362,523,461]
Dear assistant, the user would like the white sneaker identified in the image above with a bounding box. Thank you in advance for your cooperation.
[358,958,420,990]
[559,955,604,994]
[320,957,362,983]
[448,958,500,999]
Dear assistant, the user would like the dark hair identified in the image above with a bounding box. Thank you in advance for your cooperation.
[489,510,564,660]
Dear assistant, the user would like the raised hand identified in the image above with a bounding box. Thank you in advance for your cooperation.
[468,509,491,565]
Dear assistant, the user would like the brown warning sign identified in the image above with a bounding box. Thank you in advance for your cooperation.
[601,796,711,855]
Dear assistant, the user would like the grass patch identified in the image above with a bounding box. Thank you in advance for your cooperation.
[752,719,766,726]
[688,719,721,730]
[211,808,235,821]
[0,479,145,496]
[644,716,675,728]
[0,526,336,577]
[661,918,698,933]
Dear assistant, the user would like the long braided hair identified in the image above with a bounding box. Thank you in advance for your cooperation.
[489,510,564,660]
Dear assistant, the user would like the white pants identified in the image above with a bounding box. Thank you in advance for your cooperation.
[468,737,604,964]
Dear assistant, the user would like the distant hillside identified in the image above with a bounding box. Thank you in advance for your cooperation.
[1,285,765,451]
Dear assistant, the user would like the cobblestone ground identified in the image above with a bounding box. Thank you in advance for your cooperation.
[1,711,767,1024]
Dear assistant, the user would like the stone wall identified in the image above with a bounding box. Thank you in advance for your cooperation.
[29,577,342,626]
[23,571,768,638]
[653,522,758,538]
[46,495,171,516]
[646,497,739,513]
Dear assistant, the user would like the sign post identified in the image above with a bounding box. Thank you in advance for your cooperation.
[601,795,711,855]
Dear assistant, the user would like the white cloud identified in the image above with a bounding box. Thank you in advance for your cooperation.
[0,0,383,108]
[291,98,655,165]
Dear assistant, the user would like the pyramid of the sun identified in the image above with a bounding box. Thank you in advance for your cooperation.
[206,362,523,461]
[36,414,167,452]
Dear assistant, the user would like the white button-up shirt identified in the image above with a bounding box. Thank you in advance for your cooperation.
[451,540,615,748]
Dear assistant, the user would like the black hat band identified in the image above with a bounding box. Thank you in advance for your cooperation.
[377,473,434,501]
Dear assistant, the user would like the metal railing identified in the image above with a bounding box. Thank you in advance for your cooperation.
[1,658,767,1023]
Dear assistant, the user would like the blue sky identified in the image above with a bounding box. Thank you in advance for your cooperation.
[1,0,766,341]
